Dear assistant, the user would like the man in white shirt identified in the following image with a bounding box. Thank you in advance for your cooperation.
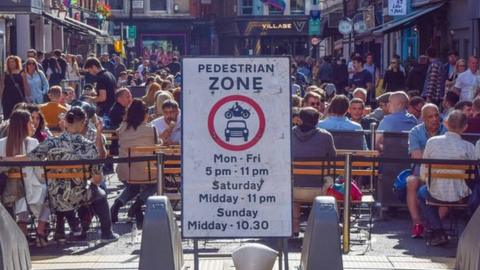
[151,99,181,145]
[418,110,476,246]
[136,59,151,82]
[454,56,480,101]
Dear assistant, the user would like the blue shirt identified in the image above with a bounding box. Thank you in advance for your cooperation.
[318,116,363,131]
[408,123,447,153]
[377,110,418,132]
[26,71,49,104]
[317,116,368,149]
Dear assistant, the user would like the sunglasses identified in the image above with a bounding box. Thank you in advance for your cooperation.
[309,102,321,106]
[27,62,36,65]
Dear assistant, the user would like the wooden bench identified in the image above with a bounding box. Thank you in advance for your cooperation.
[127,145,181,201]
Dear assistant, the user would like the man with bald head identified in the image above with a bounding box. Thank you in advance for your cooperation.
[375,91,418,150]
[418,110,476,246]
[406,104,447,238]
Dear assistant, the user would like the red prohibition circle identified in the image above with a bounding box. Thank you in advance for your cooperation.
[208,95,266,151]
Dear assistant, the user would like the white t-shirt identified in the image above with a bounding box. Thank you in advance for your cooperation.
[454,69,480,101]
[151,116,181,144]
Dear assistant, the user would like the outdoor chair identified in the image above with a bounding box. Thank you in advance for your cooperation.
[424,163,477,244]
[43,164,93,243]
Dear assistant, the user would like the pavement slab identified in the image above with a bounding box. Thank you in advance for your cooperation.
[31,255,456,270]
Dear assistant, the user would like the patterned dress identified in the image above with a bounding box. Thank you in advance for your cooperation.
[27,132,102,212]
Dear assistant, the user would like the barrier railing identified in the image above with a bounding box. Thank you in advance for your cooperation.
[0,153,478,256]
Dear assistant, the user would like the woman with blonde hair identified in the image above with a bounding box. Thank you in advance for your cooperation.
[142,82,162,107]
[2,55,30,119]
[149,90,173,120]
[445,58,466,92]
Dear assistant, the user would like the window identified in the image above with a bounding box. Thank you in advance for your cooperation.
[239,0,253,15]
[269,8,283,15]
[463,39,470,59]
[290,0,304,15]
[109,0,123,10]
[150,0,167,11]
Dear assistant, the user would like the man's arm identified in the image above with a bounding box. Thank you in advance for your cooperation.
[375,134,383,151]
[159,122,176,144]
[419,141,433,181]
[88,89,107,103]
[453,74,462,96]
[475,140,480,159]
[94,117,107,159]
[410,150,423,159]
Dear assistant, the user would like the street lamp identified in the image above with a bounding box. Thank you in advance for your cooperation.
[58,7,68,19]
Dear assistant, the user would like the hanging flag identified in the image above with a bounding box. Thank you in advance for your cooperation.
[63,0,71,7]
[260,0,286,11]
[71,0,78,6]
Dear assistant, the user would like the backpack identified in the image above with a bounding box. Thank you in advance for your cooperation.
[393,169,412,203]
[326,176,363,201]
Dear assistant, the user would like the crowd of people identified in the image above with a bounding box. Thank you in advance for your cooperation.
[291,47,480,246]
[0,48,182,247]
[0,45,480,249]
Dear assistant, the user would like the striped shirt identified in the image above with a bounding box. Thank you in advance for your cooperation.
[421,132,476,202]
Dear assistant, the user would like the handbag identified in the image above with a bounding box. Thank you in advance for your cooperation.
[326,176,363,201]
[7,74,25,101]
[393,169,412,203]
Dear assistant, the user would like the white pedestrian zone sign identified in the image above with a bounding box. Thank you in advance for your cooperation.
[182,57,292,238]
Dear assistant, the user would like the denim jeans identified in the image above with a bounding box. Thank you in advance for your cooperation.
[117,184,156,204]
[417,185,444,230]
[78,196,113,237]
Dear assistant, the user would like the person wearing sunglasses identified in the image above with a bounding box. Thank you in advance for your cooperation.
[302,91,325,115]
[25,58,49,104]
[382,56,406,92]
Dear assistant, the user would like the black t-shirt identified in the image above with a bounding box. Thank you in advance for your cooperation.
[167,62,181,75]
[108,102,126,129]
[96,70,116,116]
[349,69,372,89]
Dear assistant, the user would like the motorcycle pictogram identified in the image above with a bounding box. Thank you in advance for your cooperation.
[224,102,251,119]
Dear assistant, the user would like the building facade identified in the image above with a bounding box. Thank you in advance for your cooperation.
[0,0,110,62]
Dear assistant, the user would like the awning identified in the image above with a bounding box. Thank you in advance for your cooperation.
[64,16,109,37]
[372,2,445,35]
[43,11,109,38]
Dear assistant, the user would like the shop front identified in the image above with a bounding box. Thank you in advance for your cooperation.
[111,18,195,62]
[216,16,310,56]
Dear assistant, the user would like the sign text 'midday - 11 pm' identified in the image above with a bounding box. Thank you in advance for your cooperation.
[182,57,292,238]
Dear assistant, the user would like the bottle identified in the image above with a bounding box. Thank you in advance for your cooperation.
[130,223,138,245]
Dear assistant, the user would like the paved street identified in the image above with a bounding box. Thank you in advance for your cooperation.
[29,176,459,270]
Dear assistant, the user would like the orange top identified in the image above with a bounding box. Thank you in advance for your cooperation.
[40,102,67,129]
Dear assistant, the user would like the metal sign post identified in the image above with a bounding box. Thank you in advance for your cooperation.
[342,153,352,254]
